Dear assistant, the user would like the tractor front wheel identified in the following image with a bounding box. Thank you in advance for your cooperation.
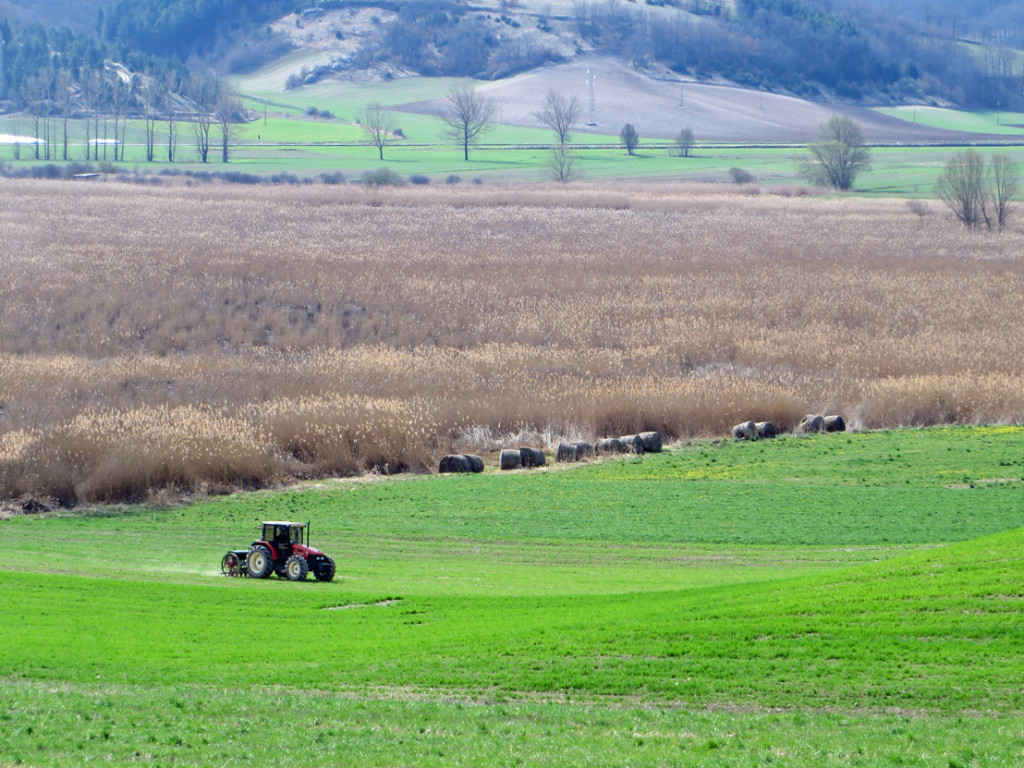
[285,555,309,581]
[314,556,336,582]
[246,546,274,579]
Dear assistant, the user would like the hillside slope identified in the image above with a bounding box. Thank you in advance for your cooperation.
[397,55,1002,143]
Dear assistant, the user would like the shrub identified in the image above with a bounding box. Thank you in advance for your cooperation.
[729,167,755,184]
[362,167,405,186]
[446,174,461,184]
[319,172,346,185]
[409,174,431,185]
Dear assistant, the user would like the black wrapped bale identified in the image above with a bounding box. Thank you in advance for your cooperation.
[500,448,522,470]
[574,441,595,459]
[638,431,663,453]
[519,446,546,468]
[439,454,483,473]
[824,415,846,432]
[755,421,777,439]
[732,421,757,440]
[595,437,625,455]
[556,443,579,462]
[799,414,825,433]
[620,435,645,454]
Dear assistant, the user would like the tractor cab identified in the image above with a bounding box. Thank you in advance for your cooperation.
[259,521,306,557]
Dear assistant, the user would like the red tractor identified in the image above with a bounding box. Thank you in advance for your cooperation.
[221,521,336,582]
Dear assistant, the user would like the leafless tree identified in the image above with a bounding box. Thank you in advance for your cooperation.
[187,72,218,163]
[163,73,179,163]
[56,69,74,161]
[81,69,98,161]
[671,127,695,158]
[989,153,1019,229]
[534,91,580,145]
[801,116,871,190]
[547,144,579,182]
[215,90,243,163]
[937,150,1018,230]
[363,102,394,161]
[137,76,158,162]
[441,87,494,161]
[936,150,990,228]
[109,74,128,162]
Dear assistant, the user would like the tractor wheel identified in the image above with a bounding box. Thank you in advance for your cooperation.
[285,555,309,582]
[246,546,274,579]
[221,552,243,577]
[314,556,336,582]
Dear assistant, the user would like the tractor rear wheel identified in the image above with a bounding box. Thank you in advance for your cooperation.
[285,555,309,581]
[314,556,336,582]
[246,546,274,579]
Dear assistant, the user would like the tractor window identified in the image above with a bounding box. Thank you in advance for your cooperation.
[290,527,303,544]
[275,526,290,544]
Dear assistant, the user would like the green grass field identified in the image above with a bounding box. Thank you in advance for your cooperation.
[874,106,1024,137]
[7,77,1024,193]
[1,426,1023,765]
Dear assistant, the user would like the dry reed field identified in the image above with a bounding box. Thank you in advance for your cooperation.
[2,179,1023,502]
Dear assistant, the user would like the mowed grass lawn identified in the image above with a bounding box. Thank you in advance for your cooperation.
[1,426,1023,766]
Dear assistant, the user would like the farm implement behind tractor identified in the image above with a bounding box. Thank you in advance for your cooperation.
[221,521,336,582]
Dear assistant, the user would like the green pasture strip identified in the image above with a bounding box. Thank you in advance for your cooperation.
[1,527,1021,711]
[1,681,1021,768]
[4,426,1024,586]
[0,515,895,594]
[177,426,1024,547]
[3,107,1022,192]
[874,106,1024,136]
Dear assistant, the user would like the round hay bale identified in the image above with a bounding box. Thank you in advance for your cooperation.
[824,415,846,432]
[755,421,777,439]
[500,448,523,470]
[799,414,825,434]
[464,454,484,473]
[439,454,471,473]
[519,446,546,468]
[620,435,645,454]
[732,421,757,440]
[595,437,625,455]
[556,443,579,462]
[639,431,663,453]
[574,441,595,459]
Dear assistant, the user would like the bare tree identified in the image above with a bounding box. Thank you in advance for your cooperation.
[81,69,105,161]
[620,123,639,155]
[671,127,695,158]
[163,73,179,163]
[937,150,989,228]
[56,69,73,161]
[137,76,158,162]
[534,91,580,145]
[109,74,128,162]
[547,144,579,182]
[441,87,494,161]
[187,72,217,163]
[801,115,871,190]
[937,150,1018,229]
[215,90,242,163]
[989,153,1019,229]
[363,102,394,160]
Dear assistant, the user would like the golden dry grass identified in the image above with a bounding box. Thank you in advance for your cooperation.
[2,179,1023,502]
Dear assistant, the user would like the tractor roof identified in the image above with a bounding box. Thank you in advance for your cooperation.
[262,521,305,528]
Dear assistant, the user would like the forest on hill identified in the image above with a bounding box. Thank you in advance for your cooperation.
[0,0,1022,120]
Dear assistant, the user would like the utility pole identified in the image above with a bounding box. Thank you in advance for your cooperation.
[586,68,596,125]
